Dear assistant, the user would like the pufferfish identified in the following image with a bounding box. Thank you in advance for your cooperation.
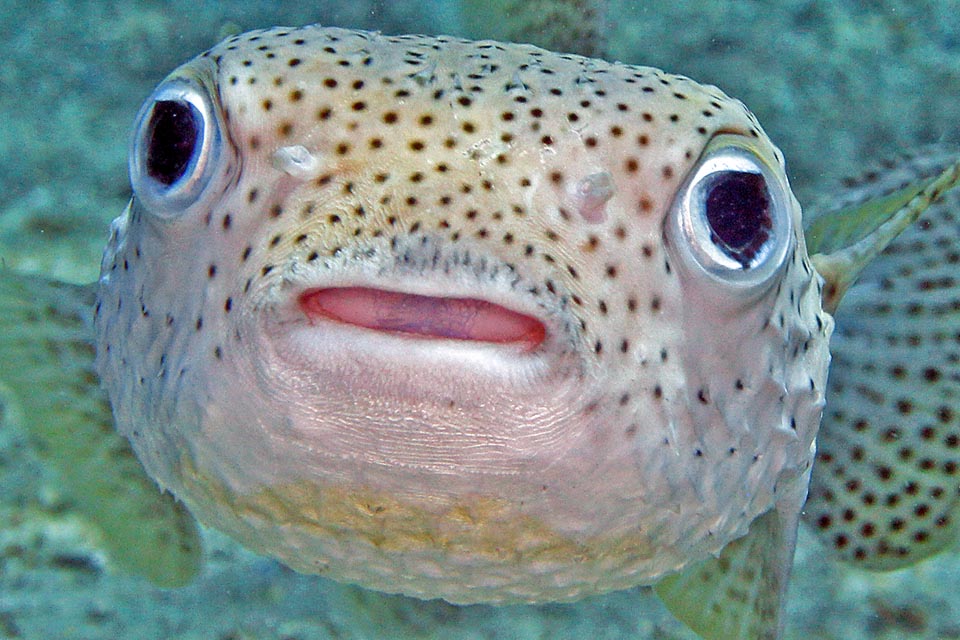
[1,24,959,640]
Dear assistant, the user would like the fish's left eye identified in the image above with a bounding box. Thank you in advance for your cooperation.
[129,76,225,216]
[667,135,793,289]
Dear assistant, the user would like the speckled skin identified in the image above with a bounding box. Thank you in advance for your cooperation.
[95,26,832,604]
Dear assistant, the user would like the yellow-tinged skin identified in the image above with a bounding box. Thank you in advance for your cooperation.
[95,26,831,604]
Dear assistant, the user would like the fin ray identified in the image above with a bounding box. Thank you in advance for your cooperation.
[807,147,960,313]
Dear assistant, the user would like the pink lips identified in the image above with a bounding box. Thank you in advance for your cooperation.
[299,287,546,350]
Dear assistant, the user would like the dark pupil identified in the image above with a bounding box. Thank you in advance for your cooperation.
[704,171,771,267]
[145,100,201,186]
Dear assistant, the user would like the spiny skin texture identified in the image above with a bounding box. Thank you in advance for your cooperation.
[95,26,830,604]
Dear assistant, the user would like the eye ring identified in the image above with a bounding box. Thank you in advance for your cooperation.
[667,135,794,289]
[129,76,224,216]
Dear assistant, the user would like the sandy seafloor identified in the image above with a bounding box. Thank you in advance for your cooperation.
[1,1,959,638]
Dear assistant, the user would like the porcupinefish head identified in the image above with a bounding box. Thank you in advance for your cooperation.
[94,24,830,613]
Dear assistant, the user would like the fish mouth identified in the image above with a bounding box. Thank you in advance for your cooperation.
[298,286,547,351]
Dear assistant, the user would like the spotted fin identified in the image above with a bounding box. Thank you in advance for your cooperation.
[655,505,800,640]
[803,148,960,569]
[459,0,607,57]
[806,148,960,313]
[0,270,202,586]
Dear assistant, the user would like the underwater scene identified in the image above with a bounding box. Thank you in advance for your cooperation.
[1,1,959,638]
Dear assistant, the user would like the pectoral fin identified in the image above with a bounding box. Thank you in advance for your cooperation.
[654,503,801,640]
[0,270,201,586]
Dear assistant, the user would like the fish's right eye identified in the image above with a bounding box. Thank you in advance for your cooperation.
[130,77,225,216]
[145,100,202,186]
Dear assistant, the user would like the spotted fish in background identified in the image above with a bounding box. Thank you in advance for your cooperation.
[802,149,960,569]
[460,0,608,58]
[1,23,959,640]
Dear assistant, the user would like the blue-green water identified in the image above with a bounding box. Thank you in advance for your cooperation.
[1,1,958,638]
